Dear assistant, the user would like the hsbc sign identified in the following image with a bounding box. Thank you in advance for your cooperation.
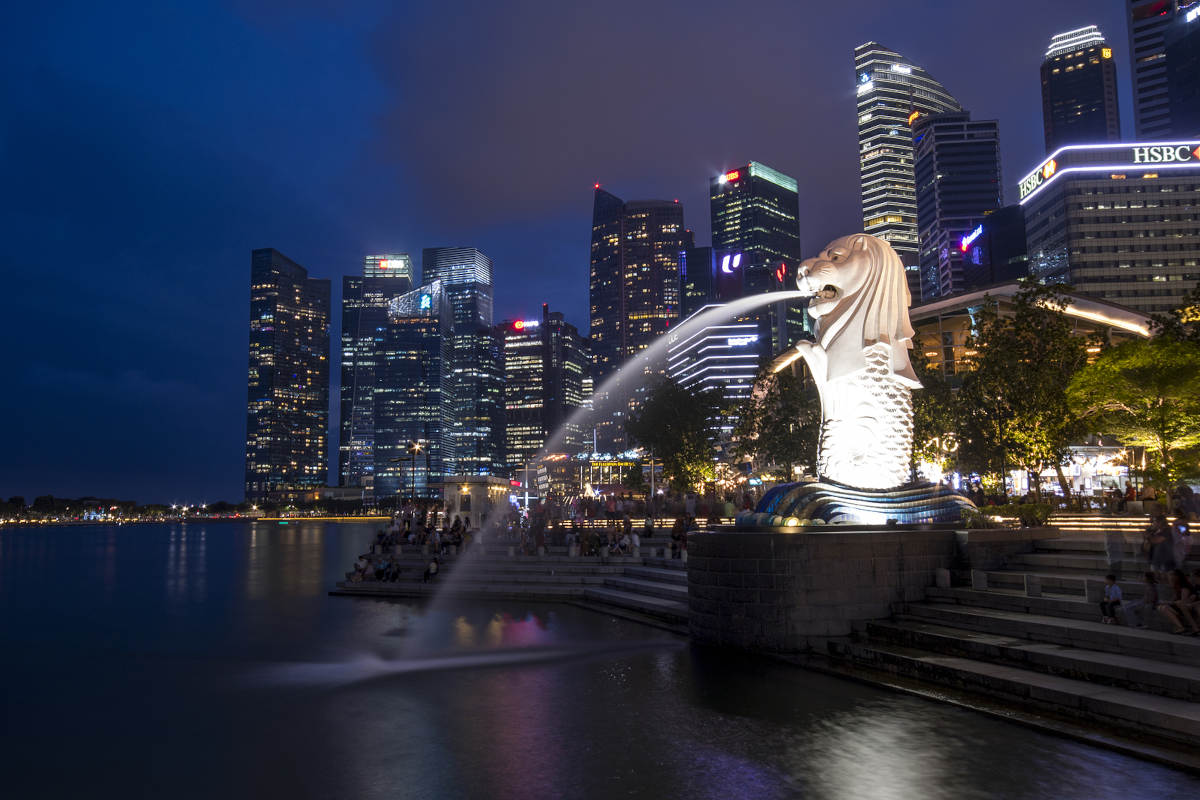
[1133,145,1200,164]
[1020,142,1200,203]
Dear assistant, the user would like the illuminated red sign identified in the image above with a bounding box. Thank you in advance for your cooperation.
[513,320,525,330]
[722,170,740,182]
[512,319,540,331]
[775,262,787,283]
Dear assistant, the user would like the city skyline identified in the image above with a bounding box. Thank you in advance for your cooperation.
[1,1,1147,501]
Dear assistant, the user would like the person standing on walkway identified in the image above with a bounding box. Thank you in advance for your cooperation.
[1173,514,1192,570]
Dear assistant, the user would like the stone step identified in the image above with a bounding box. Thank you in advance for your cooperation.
[640,556,688,570]
[602,577,689,601]
[622,566,689,585]
[906,602,1200,666]
[421,572,611,587]
[932,585,1177,635]
[867,618,1200,702]
[837,640,1200,747]
[581,587,688,623]
[333,580,584,600]
[980,571,1153,601]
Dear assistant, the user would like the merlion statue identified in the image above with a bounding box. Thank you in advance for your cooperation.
[739,232,975,526]
[790,233,919,490]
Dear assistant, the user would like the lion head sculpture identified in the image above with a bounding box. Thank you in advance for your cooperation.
[796,233,919,386]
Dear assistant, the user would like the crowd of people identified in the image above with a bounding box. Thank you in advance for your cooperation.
[1099,502,1199,633]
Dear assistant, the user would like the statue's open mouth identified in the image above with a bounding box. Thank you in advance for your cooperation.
[816,285,839,300]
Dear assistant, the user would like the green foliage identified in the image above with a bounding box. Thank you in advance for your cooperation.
[1067,336,1200,486]
[962,502,1052,528]
[955,282,1089,497]
[910,348,959,476]
[732,365,820,478]
[626,378,726,491]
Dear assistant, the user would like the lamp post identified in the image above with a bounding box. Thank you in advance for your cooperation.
[409,440,424,501]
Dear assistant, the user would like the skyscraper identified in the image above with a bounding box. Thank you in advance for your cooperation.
[912,112,1003,299]
[244,248,330,504]
[1040,25,1121,152]
[1166,5,1200,135]
[588,189,686,379]
[709,161,804,353]
[681,245,715,320]
[1127,1,1187,138]
[421,247,503,475]
[501,305,590,470]
[338,254,413,496]
[854,42,963,297]
[588,188,686,450]
[373,280,452,499]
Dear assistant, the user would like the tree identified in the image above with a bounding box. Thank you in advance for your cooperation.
[955,281,1089,499]
[1068,336,1200,487]
[909,347,959,480]
[626,378,726,490]
[732,365,820,480]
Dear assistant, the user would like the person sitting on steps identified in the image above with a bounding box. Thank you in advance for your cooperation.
[423,556,440,584]
[1099,574,1122,624]
[1159,569,1200,635]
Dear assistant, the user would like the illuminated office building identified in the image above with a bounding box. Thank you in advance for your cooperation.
[855,42,963,297]
[1127,1,1191,138]
[912,112,1003,299]
[1020,140,1200,313]
[1040,25,1121,152]
[421,247,504,475]
[338,253,413,496]
[244,248,330,503]
[681,245,715,319]
[666,308,761,436]
[589,188,686,378]
[373,280,452,499]
[501,305,590,470]
[709,161,805,353]
[1166,4,1200,135]
[589,187,686,450]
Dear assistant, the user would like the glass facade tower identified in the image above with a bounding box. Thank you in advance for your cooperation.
[709,161,805,354]
[854,42,963,297]
[913,112,1003,300]
[421,247,503,475]
[338,254,413,497]
[244,248,330,504]
[1127,1,1187,138]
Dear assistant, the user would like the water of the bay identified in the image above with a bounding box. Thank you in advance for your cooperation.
[1,521,1195,799]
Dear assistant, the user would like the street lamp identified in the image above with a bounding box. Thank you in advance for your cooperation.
[409,440,424,500]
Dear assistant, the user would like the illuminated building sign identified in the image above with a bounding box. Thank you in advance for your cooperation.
[1018,158,1058,199]
[1132,144,1200,164]
[959,224,984,252]
[1020,142,1200,203]
[907,110,920,125]
[720,253,743,274]
[891,63,912,74]
[727,335,759,347]
[775,262,787,283]
[512,319,540,331]
[418,293,432,310]
[717,170,741,184]
[1101,47,1112,59]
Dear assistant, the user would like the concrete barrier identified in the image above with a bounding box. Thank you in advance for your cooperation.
[688,528,958,652]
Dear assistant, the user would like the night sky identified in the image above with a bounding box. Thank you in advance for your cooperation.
[2,0,1130,503]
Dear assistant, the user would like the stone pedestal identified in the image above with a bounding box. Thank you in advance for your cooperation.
[687,528,957,652]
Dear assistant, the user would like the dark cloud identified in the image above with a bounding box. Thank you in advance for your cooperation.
[0,0,1130,501]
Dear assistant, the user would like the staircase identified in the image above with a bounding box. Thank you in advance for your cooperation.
[837,520,1200,755]
[331,540,689,632]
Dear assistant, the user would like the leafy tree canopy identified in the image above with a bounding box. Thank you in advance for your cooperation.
[626,378,726,490]
[1068,336,1200,486]
[732,364,820,480]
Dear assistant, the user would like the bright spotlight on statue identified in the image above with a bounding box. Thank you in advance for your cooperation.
[740,233,976,527]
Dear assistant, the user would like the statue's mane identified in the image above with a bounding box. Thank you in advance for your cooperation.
[815,234,919,385]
